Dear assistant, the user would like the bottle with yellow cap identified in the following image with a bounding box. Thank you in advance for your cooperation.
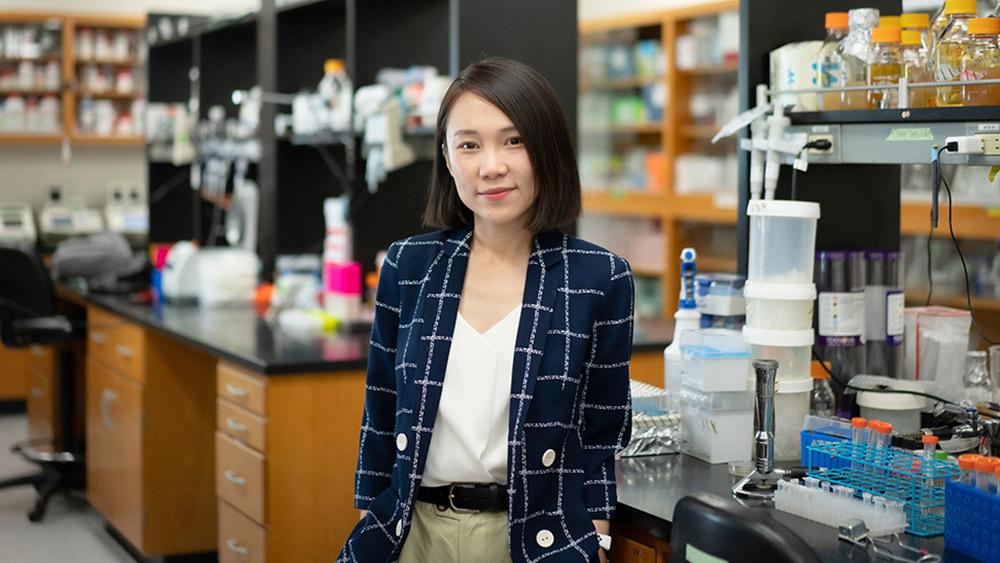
[961,17,1000,106]
[318,58,353,131]
[868,26,903,109]
[816,12,850,110]
[901,13,931,55]
[880,15,902,29]
[933,0,978,107]
[902,30,931,107]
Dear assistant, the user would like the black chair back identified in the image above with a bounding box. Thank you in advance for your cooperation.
[669,492,821,563]
[0,245,59,348]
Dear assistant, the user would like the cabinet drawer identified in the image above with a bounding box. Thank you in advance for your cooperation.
[218,499,267,563]
[27,344,56,373]
[217,363,266,416]
[27,410,53,443]
[217,399,266,453]
[216,431,266,524]
[26,366,55,419]
[87,307,146,382]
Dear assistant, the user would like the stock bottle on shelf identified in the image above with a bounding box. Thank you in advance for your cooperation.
[961,17,1000,106]
[815,250,865,417]
[816,12,850,110]
[838,8,881,109]
[901,12,931,58]
[929,0,948,55]
[902,30,931,108]
[879,15,901,29]
[868,26,903,109]
[933,0,977,107]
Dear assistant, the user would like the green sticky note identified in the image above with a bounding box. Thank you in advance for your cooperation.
[990,166,1000,183]
[886,127,935,142]
[686,544,729,563]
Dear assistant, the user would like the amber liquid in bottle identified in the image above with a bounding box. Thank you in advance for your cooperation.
[963,67,1000,105]
[869,63,901,108]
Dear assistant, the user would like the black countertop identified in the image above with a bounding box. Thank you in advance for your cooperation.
[63,288,673,376]
[613,454,979,562]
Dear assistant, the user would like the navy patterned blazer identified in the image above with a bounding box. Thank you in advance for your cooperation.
[337,226,634,563]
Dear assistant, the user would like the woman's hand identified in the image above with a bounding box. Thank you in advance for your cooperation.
[359,509,368,521]
[593,519,610,563]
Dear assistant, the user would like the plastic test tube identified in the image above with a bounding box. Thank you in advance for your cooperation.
[996,466,1000,496]
[921,435,938,461]
[958,454,981,485]
[851,417,867,470]
[975,457,1000,493]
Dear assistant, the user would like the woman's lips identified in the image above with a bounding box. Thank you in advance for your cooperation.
[480,187,514,201]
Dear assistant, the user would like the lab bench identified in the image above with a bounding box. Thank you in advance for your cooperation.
[57,287,673,561]
[610,454,979,563]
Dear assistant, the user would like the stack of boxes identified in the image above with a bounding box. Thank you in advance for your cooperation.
[742,200,821,461]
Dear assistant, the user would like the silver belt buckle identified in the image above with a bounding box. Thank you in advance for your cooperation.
[447,483,481,514]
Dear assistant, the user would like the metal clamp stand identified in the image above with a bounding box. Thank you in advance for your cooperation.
[734,359,783,500]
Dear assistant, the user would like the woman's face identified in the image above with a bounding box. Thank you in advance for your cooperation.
[443,92,536,232]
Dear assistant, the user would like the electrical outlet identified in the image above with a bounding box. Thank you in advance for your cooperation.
[976,133,1000,155]
[807,133,834,154]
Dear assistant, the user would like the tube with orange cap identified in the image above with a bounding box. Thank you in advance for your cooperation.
[921,434,938,461]
[958,454,982,485]
[974,456,1000,492]
[851,417,867,470]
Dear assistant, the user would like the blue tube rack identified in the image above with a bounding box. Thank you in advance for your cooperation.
[806,441,960,536]
[944,479,1000,562]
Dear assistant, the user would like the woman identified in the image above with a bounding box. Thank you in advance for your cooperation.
[338,58,633,563]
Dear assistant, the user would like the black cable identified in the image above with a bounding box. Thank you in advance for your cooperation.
[941,174,999,345]
[149,168,191,205]
[925,222,934,307]
[811,347,960,407]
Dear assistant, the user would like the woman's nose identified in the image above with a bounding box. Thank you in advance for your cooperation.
[479,147,508,177]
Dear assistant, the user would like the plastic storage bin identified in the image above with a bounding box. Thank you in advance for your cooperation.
[857,390,924,435]
[747,200,820,284]
[679,328,752,392]
[744,281,816,331]
[680,400,751,464]
[695,273,746,329]
[743,326,814,380]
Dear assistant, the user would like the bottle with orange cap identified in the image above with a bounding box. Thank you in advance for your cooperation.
[816,12,850,110]
[961,18,1000,106]
[957,453,982,484]
[901,13,931,58]
[809,361,835,416]
[868,26,903,109]
[901,30,931,107]
[880,15,902,29]
[933,0,978,107]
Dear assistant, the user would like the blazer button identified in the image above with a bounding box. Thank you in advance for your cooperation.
[395,519,403,537]
[396,433,408,451]
[536,529,554,548]
[541,448,556,467]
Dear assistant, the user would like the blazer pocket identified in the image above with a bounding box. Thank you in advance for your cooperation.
[522,505,599,562]
[339,488,403,563]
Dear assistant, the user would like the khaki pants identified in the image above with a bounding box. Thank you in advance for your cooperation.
[398,500,513,563]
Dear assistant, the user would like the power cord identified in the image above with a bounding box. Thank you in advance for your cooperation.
[790,138,833,201]
[812,347,960,407]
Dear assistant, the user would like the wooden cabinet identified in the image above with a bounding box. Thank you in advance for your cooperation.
[610,521,669,563]
[579,1,740,321]
[0,345,29,402]
[84,305,217,557]
[0,12,145,146]
[215,361,367,562]
[25,344,59,444]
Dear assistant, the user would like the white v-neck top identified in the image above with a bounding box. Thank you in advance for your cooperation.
[421,306,520,487]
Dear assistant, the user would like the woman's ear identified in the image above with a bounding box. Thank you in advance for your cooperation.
[441,144,452,175]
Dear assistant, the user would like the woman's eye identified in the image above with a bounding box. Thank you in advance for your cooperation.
[508,137,523,146]
[457,141,477,150]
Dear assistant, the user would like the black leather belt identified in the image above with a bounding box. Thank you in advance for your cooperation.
[417,483,508,513]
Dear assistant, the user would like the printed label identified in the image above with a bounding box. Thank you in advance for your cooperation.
[818,292,864,347]
[812,125,830,133]
[886,128,935,142]
[978,123,1000,132]
[886,290,905,346]
[935,64,960,83]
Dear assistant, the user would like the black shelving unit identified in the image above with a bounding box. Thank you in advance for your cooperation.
[737,0,903,271]
[147,0,577,281]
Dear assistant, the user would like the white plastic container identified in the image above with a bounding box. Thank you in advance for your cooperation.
[747,200,820,284]
[680,400,752,464]
[743,326,814,380]
[744,281,817,331]
[857,390,924,435]
[679,328,752,392]
[197,248,259,305]
[774,378,812,461]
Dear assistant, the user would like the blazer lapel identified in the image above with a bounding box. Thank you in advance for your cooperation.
[509,230,564,435]
[408,227,472,477]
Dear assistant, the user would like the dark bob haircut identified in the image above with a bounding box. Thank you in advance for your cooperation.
[423,58,581,234]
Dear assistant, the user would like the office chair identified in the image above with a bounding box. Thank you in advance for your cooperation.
[0,244,80,522]
[669,492,821,563]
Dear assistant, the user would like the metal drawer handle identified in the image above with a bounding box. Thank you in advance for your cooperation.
[90,332,106,344]
[100,388,117,430]
[226,418,248,433]
[226,539,249,555]
[224,470,246,486]
[30,386,44,399]
[225,383,248,398]
[116,345,133,358]
[31,346,43,357]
